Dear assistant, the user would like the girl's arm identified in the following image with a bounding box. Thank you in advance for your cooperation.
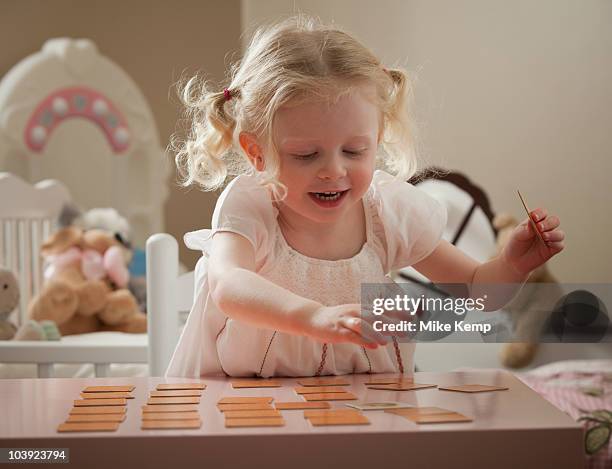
[412,208,564,310]
[412,240,526,310]
[207,231,387,348]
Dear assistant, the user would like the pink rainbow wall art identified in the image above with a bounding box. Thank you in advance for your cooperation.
[24,86,130,154]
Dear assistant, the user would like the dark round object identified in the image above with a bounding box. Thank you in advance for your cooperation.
[562,290,600,327]
[546,290,609,343]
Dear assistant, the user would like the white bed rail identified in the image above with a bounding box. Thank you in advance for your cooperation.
[0,340,148,378]
[146,233,181,377]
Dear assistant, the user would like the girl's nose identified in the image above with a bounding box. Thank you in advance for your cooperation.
[317,153,347,180]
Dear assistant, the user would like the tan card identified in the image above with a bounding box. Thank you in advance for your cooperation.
[438,384,509,393]
[223,409,282,419]
[364,376,414,385]
[156,383,206,391]
[231,379,282,389]
[142,411,200,421]
[70,406,126,415]
[303,392,357,401]
[308,415,370,426]
[385,406,452,417]
[217,403,274,412]
[412,413,473,424]
[142,419,202,430]
[297,377,350,387]
[149,390,203,398]
[147,397,200,405]
[80,392,134,399]
[74,398,126,407]
[274,401,331,410]
[142,404,199,413]
[217,397,273,405]
[225,417,285,428]
[366,383,437,391]
[57,422,120,432]
[294,386,351,394]
[66,414,126,423]
[303,409,362,419]
[82,385,135,393]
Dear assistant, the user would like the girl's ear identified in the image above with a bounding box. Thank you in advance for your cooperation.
[239,132,265,171]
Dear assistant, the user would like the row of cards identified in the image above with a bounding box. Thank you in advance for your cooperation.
[141,382,205,429]
[57,385,136,433]
[231,376,509,394]
[219,396,284,427]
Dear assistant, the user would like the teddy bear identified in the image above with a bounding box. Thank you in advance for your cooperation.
[1,266,63,341]
[27,225,147,335]
[0,267,19,340]
[492,213,563,369]
[59,204,148,313]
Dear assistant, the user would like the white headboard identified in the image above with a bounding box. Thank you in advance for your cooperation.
[0,38,168,247]
[0,173,72,325]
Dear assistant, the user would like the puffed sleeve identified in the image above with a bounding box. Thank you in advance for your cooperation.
[369,170,447,272]
[183,175,276,264]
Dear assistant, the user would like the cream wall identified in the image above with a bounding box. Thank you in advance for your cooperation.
[0,0,241,270]
[242,0,612,282]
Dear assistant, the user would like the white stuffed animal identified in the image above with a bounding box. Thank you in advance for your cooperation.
[0,267,19,340]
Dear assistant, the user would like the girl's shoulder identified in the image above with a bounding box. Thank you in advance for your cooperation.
[368,169,444,213]
[213,173,276,225]
[184,174,277,257]
[367,170,447,271]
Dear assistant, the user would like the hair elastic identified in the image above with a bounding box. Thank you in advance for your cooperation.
[223,88,232,102]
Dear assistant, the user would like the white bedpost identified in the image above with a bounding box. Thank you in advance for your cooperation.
[146,233,179,377]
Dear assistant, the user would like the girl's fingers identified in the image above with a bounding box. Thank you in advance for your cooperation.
[546,241,565,254]
[338,326,378,349]
[514,220,536,241]
[341,317,388,345]
[538,215,560,232]
[530,208,547,222]
[342,305,362,318]
[368,313,408,338]
[542,230,564,243]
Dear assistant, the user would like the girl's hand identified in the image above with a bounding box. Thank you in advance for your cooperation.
[305,304,392,349]
[501,208,565,276]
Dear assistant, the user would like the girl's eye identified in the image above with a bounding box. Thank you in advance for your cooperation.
[344,149,365,156]
[292,152,317,160]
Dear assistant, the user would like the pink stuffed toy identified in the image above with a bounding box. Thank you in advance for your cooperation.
[28,226,146,335]
[45,245,129,288]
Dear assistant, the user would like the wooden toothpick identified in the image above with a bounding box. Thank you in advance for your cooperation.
[517,190,547,245]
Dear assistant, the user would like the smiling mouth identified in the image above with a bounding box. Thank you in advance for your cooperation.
[309,190,348,201]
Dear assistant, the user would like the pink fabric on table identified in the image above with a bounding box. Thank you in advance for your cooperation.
[518,371,612,469]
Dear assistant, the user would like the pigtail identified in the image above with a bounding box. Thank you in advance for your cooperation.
[381,67,420,181]
[172,75,243,191]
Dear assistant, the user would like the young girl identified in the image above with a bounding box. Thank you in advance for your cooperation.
[166,16,564,378]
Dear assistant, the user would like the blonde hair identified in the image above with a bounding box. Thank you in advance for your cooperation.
[172,14,420,196]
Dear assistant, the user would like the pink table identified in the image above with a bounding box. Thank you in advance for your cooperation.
[0,371,584,469]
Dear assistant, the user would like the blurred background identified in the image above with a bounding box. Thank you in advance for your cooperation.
[1,0,610,282]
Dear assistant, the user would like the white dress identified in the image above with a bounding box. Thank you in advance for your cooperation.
[165,170,447,378]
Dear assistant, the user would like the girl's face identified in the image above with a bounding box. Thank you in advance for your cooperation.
[272,85,380,224]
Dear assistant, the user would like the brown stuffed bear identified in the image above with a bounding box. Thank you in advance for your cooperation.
[28,226,146,335]
[493,213,562,369]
